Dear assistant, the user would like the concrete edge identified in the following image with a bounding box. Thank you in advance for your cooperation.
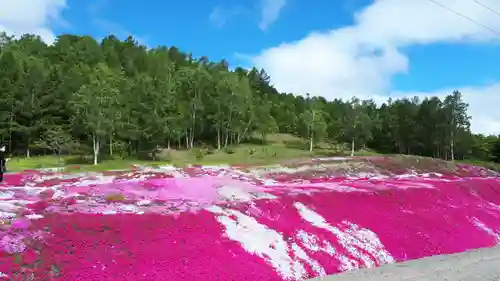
[308,246,500,281]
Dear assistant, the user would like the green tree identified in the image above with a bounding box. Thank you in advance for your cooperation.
[443,91,470,161]
[72,63,122,165]
[342,98,373,156]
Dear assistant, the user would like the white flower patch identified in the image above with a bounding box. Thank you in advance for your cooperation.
[392,179,436,190]
[296,230,336,256]
[38,167,65,172]
[136,200,152,206]
[26,214,44,220]
[217,185,255,202]
[24,187,49,197]
[51,189,67,199]
[294,202,395,271]
[207,205,308,280]
[0,211,16,219]
[354,172,384,178]
[291,242,326,277]
[471,217,500,243]
[118,204,141,213]
[217,185,277,202]
[312,157,350,162]
[157,165,177,170]
[0,191,14,200]
[75,176,117,187]
[262,179,279,186]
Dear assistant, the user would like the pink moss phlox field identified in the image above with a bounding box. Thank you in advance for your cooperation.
[0,158,499,280]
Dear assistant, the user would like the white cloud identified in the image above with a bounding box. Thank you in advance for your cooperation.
[251,0,500,134]
[391,84,500,136]
[0,0,67,44]
[88,0,108,14]
[87,1,148,47]
[209,6,242,28]
[92,19,149,46]
[258,0,287,31]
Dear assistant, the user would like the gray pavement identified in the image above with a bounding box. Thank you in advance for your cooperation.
[309,246,500,281]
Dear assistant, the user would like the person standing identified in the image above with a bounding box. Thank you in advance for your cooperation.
[0,146,6,182]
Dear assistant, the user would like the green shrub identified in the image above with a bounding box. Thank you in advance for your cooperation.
[110,140,128,157]
[247,148,256,156]
[157,149,172,161]
[137,150,154,160]
[192,148,205,160]
[65,155,93,165]
[223,147,235,154]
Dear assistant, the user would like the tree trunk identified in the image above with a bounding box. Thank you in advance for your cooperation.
[127,140,134,156]
[241,120,252,141]
[224,131,229,148]
[450,131,455,162]
[190,132,194,149]
[27,89,35,159]
[57,149,63,166]
[309,110,315,152]
[92,134,100,165]
[8,105,13,153]
[217,127,221,150]
[450,107,455,162]
[137,139,141,155]
[167,140,171,150]
[190,100,196,149]
[351,137,355,157]
[109,134,113,156]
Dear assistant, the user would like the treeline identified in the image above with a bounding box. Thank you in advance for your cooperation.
[0,32,498,164]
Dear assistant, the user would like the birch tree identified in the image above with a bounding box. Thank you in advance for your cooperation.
[72,63,122,165]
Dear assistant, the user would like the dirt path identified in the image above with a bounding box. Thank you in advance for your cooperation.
[310,246,500,281]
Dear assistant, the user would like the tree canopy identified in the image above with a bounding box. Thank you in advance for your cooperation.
[0,32,498,164]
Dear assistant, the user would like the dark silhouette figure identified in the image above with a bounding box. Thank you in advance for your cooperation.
[0,146,6,182]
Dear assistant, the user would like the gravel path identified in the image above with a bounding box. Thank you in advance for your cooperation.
[309,246,500,281]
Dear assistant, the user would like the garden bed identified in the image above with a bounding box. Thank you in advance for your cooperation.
[0,157,499,280]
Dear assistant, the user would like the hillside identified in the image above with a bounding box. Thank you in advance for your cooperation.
[0,155,499,280]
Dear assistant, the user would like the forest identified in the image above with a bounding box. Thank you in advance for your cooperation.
[0,32,499,165]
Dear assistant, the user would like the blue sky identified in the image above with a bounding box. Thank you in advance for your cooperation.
[1,0,500,134]
[53,0,499,92]
[58,0,349,64]
[394,43,500,92]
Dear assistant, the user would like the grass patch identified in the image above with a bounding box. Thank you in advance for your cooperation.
[459,159,500,172]
[7,156,67,171]
[8,134,490,173]
[6,134,338,172]
[7,156,171,172]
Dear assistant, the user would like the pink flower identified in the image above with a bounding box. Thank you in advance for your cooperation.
[11,219,30,230]
[21,249,39,265]
[39,189,55,200]
[26,201,49,213]
[0,235,26,254]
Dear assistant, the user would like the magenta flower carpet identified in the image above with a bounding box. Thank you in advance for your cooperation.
[0,157,499,280]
